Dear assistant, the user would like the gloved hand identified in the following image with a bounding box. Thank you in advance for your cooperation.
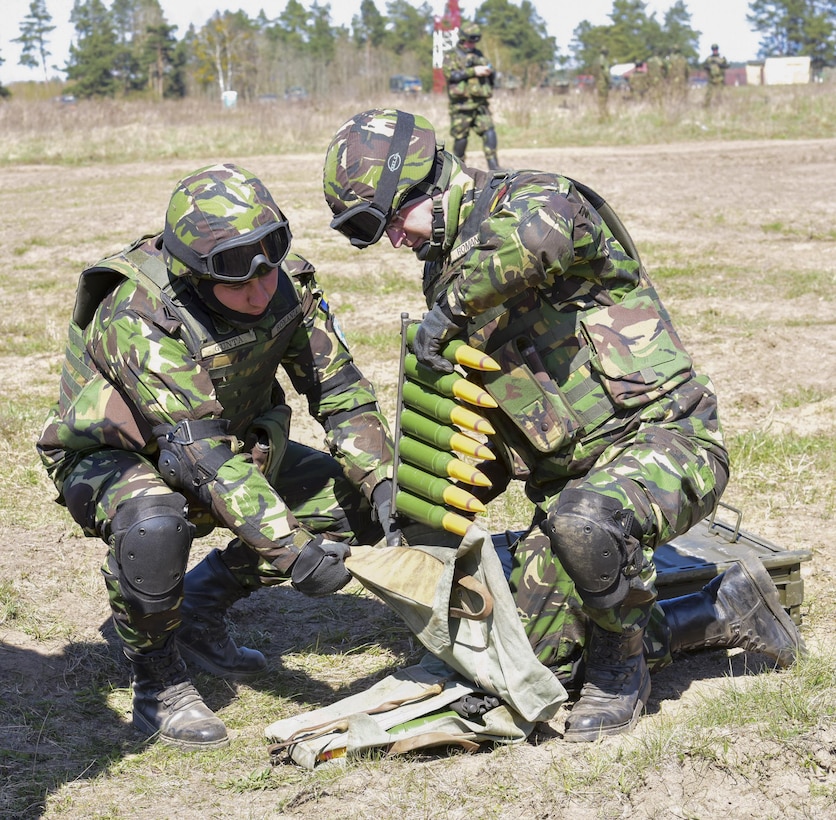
[290,535,352,597]
[412,304,466,374]
[371,480,402,547]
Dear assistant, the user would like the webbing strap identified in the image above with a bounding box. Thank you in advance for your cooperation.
[372,111,415,216]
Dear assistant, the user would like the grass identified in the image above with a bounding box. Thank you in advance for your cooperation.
[729,429,836,511]
[0,83,835,167]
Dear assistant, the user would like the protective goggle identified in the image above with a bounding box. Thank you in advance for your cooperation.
[463,34,481,42]
[330,110,422,250]
[203,220,291,282]
[329,202,391,249]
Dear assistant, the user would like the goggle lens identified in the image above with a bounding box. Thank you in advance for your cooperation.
[206,222,291,282]
[330,203,389,249]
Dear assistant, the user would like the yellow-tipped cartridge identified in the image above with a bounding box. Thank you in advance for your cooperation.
[400,408,496,461]
[405,324,500,371]
[399,436,492,487]
[404,354,498,408]
[395,490,473,537]
[402,382,496,436]
[397,463,487,514]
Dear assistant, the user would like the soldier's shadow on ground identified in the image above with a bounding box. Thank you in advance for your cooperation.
[0,584,411,818]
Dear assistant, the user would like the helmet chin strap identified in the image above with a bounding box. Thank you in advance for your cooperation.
[413,151,453,262]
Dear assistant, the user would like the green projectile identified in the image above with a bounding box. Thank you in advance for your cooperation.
[403,354,498,408]
[395,490,473,537]
[399,436,492,487]
[402,382,495,436]
[405,324,500,371]
[399,408,495,461]
[397,463,487,514]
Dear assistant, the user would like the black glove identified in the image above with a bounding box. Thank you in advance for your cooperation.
[290,535,351,597]
[412,304,465,374]
[371,480,402,547]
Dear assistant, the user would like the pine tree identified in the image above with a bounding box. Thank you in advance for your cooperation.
[13,0,56,83]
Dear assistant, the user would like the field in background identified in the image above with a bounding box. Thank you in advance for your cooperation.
[2,82,836,165]
[1,83,835,818]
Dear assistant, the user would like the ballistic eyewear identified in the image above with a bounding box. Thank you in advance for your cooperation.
[204,220,291,282]
[464,34,481,42]
[330,202,391,249]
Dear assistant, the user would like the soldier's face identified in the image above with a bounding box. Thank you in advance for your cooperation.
[386,197,434,252]
[212,268,279,315]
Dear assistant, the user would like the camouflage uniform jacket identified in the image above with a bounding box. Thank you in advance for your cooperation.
[423,163,706,488]
[443,43,493,110]
[703,54,728,84]
[37,235,393,555]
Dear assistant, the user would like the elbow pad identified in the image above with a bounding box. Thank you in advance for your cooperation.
[155,418,237,506]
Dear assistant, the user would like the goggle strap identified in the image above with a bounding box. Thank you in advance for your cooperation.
[429,151,453,245]
[371,110,416,217]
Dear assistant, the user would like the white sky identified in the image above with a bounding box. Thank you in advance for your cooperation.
[1,0,762,84]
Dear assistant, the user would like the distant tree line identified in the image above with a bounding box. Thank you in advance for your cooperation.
[3,0,835,100]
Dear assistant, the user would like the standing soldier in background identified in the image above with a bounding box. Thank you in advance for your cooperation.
[594,46,612,121]
[702,43,729,107]
[665,46,690,105]
[37,163,396,750]
[322,108,806,742]
[443,20,500,170]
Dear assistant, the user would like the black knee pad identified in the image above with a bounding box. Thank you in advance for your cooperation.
[109,493,193,615]
[544,489,640,610]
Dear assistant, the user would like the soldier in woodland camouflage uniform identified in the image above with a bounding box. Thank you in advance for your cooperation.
[443,20,500,170]
[37,163,397,750]
[322,109,805,741]
[702,43,729,107]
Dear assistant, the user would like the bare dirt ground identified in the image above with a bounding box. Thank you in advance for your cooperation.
[1,135,835,819]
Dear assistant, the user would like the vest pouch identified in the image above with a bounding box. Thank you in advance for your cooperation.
[482,336,581,454]
[467,76,492,99]
[579,287,693,409]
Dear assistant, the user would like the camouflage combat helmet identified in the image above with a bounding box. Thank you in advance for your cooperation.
[323,109,450,250]
[459,21,481,42]
[162,162,292,282]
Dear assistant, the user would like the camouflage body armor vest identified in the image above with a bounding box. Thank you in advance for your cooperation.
[63,235,310,442]
[446,44,493,107]
[425,175,694,474]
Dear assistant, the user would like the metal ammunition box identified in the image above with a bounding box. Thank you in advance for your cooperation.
[655,504,811,625]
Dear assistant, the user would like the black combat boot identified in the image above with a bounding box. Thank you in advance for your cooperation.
[563,623,650,742]
[127,639,229,749]
[452,137,468,159]
[659,555,806,668]
[176,548,266,680]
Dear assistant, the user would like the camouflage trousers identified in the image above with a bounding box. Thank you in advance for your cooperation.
[449,103,497,165]
[510,380,727,679]
[61,441,377,651]
[510,527,672,687]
